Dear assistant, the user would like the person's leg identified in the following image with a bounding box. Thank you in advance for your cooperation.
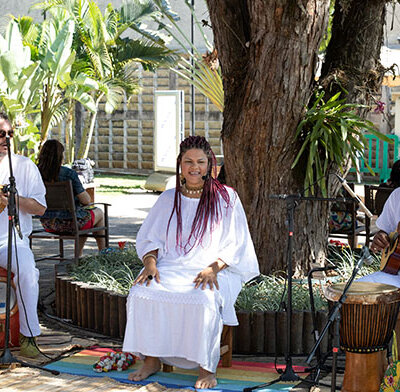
[0,241,40,337]
[78,208,105,255]
[195,367,217,389]
[92,208,105,251]
[128,356,161,381]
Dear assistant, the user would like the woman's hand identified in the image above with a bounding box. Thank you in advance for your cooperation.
[193,259,227,290]
[133,255,160,286]
[371,230,390,252]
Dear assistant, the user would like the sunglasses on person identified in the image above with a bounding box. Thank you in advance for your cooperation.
[0,130,14,138]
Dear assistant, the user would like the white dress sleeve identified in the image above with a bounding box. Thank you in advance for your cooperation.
[135,190,174,260]
[376,187,400,234]
[218,190,260,283]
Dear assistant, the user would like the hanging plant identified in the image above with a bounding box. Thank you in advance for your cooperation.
[291,89,392,196]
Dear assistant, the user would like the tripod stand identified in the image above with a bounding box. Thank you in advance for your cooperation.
[0,136,58,375]
[243,193,345,392]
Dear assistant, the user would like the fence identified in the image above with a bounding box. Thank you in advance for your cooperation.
[351,134,399,182]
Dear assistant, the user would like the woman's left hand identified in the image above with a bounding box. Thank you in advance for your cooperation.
[193,265,219,290]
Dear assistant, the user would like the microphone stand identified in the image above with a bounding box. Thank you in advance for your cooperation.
[306,246,372,366]
[0,137,59,375]
[243,194,346,392]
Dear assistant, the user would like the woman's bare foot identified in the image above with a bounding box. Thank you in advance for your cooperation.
[195,367,217,389]
[128,356,161,381]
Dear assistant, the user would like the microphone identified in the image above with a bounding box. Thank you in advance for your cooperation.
[361,245,373,265]
[335,174,373,219]
[356,245,373,269]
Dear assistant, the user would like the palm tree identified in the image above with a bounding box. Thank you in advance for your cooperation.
[33,0,177,159]
[12,14,98,149]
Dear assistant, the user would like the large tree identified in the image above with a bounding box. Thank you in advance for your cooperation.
[206,0,389,275]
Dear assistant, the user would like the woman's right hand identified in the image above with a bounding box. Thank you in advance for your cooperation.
[133,256,160,286]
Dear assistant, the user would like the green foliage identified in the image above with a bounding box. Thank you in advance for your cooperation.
[69,246,143,295]
[291,89,392,196]
[235,246,381,313]
[235,275,328,312]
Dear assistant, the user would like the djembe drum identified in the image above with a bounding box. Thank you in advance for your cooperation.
[325,282,400,392]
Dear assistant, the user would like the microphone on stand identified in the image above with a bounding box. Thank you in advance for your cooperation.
[356,246,373,269]
[335,174,373,219]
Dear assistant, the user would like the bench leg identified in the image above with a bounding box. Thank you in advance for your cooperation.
[221,325,233,367]
[162,364,174,372]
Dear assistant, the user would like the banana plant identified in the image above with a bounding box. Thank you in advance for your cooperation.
[0,20,43,157]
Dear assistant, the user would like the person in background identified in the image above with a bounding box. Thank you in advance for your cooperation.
[0,112,46,358]
[37,139,105,255]
[123,136,259,389]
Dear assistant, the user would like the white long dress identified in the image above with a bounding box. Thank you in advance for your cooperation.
[122,186,259,372]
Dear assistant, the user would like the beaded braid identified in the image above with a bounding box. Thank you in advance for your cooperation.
[166,136,231,253]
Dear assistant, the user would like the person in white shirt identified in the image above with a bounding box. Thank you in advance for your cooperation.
[0,112,46,358]
[123,136,259,389]
[358,187,400,287]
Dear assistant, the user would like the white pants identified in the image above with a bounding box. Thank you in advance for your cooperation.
[0,238,40,337]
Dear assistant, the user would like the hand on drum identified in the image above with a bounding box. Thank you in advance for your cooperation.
[371,230,390,252]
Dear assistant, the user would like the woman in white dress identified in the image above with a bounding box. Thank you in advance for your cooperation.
[123,136,259,389]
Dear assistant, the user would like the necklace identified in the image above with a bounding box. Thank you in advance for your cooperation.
[181,183,203,197]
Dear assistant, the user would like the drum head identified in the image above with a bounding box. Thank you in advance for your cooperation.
[0,281,17,315]
[324,281,400,304]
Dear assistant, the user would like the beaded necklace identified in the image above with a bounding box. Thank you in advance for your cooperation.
[181,183,203,198]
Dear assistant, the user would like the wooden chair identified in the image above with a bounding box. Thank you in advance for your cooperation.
[29,181,110,264]
[329,183,365,248]
[364,184,395,246]
[162,325,233,372]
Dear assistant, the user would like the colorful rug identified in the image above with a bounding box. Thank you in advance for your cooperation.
[44,347,307,391]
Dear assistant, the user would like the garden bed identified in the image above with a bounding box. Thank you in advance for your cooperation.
[55,245,380,355]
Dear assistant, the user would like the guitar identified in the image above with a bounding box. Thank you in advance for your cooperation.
[0,185,6,214]
[380,232,400,274]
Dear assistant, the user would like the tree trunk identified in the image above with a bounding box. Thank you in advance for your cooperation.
[320,0,386,105]
[207,0,331,274]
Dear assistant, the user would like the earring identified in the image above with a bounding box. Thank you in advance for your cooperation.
[201,173,210,181]
[180,174,186,185]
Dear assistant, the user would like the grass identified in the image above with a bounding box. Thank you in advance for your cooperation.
[94,174,147,196]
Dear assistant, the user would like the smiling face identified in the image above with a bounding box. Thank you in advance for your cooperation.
[180,148,209,188]
[0,118,13,161]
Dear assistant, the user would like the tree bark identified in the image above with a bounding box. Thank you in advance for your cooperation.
[320,0,386,104]
[207,0,331,274]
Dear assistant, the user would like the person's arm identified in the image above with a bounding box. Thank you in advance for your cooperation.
[133,250,160,286]
[193,258,228,290]
[77,191,91,206]
[0,192,46,216]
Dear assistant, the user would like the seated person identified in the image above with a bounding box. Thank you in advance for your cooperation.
[37,140,105,255]
[375,160,400,216]
[0,112,46,358]
[358,186,400,288]
[122,136,259,389]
